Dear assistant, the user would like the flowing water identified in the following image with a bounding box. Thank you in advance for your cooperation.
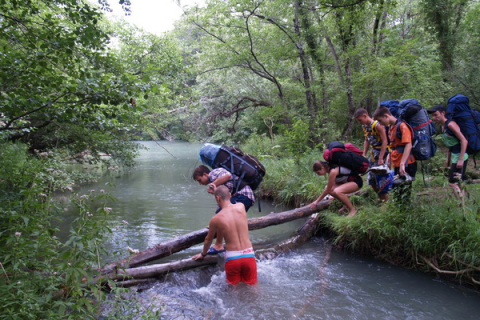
[62,141,480,319]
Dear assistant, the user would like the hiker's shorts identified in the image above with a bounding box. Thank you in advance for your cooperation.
[448,159,468,183]
[225,248,257,285]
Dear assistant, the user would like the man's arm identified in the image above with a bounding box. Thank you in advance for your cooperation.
[377,124,388,165]
[448,121,468,168]
[206,169,232,194]
[192,218,218,260]
[211,173,231,187]
[363,139,370,158]
[400,142,412,176]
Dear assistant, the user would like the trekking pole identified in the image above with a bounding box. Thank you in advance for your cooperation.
[427,162,432,187]
[421,160,426,187]
[257,190,262,212]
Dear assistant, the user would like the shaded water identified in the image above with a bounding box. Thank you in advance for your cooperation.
[64,141,479,319]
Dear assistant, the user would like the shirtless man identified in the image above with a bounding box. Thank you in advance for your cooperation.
[192,185,257,285]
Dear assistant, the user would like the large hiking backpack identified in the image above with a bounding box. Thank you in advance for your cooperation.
[380,100,401,118]
[446,94,480,155]
[198,143,266,191]
[395,99,437,161]
[323,141,369,174]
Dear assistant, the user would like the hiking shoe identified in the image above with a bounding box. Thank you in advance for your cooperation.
[393,174,414,185]
[392,175,405,185]
[369,164,389,175]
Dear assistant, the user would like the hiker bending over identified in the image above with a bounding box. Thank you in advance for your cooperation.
[192,165,255,212]
[192,185,257,285]
[309,161,362,217]
[355,108,391,202]
[428,104,468,198]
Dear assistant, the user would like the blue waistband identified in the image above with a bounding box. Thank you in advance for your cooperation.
[225,254,256,262]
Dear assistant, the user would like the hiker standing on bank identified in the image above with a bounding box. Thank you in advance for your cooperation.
[427,104,468,198]
[373,106,417,207]
[355,108,391,202]
[309,160,362,217]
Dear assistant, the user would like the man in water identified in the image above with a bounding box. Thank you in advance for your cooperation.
[192,185,257,285]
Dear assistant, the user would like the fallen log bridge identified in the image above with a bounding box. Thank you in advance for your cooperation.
[107,212,324,285]
[101,197,339,273]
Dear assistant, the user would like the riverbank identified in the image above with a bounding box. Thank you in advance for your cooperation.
[242,136,480,291]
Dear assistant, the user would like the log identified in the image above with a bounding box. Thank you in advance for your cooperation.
[108,214,320,283]
[101,198,334,272]
[110,256,219,281]
[256,212,321,260]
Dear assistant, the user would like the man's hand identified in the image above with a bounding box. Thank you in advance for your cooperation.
[456,159,464,169]
[309,200,319,209]
[207,183,215,194]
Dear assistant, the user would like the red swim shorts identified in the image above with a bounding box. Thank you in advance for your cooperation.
[225,257,257,285]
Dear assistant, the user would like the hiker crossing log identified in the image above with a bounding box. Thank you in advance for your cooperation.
[100,197,339,273]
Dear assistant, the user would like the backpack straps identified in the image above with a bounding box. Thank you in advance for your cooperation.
[444,119,461,153]
[394,121,413,153]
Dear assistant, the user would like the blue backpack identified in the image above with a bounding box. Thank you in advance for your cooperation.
[446,94,480,155]
[380,100,401,118]
[395,99,437,161]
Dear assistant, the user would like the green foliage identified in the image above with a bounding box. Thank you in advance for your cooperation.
[0,141,156,318]
[282,118,314,156]
[176,0,478,146]
[243,135,324,206]
[0,0,187,163]
[323,185,480,281]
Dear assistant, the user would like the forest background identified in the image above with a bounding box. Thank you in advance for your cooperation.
[1,0,479,318]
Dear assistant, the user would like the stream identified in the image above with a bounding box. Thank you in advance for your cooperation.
[61,141,480,319]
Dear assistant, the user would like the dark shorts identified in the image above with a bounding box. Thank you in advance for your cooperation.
[231,194,253,212]
[394,162,417,178]
[448,159,468,183]
[349,175,363,189]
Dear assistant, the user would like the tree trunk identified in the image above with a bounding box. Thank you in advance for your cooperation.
[100,198,338,272]
[110,256,219,282]
[256,212,322,260]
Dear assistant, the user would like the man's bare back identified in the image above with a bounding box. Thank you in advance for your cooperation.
[192,186,252,260]
[210,202,252,252]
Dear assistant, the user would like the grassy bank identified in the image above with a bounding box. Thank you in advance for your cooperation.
[242,135,480,289]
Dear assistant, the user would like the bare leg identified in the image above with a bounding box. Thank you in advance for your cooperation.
[330,182,359,217]
[449,183,464,200]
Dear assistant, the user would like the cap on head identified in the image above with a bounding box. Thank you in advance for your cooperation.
[427,104,445,114]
